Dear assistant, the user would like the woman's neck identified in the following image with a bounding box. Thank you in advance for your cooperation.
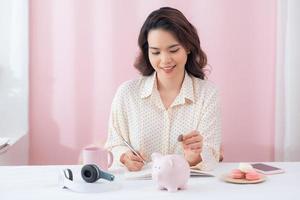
[157,72,185,93]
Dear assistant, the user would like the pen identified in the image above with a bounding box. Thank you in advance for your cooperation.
[118,134,146,164]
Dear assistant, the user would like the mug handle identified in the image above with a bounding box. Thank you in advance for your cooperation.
[107,150,114,168]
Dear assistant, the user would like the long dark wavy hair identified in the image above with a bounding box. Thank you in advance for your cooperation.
[134,7,207,79]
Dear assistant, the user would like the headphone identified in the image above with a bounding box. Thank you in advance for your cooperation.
[81,164,114,182]
[59,164,117,193]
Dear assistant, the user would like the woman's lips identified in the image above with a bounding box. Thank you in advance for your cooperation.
[160,65,176,73]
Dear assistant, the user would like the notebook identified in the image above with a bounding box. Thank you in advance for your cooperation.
[124,163,214,180]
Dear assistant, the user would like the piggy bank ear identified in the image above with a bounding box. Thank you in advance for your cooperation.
[151,152,162,161]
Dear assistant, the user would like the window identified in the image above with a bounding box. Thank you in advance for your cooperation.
[0,0,28,149]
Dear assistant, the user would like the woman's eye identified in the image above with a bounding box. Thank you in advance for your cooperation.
[151,52,160,55]
[170,48,179,53]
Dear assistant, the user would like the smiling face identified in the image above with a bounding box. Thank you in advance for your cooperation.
[147,29,189,81]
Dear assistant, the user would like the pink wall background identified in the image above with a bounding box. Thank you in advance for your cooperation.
[29,0,276,164]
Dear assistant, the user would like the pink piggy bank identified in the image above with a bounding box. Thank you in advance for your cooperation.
[151,153,190,192]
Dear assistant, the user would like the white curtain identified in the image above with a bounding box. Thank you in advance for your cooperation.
[275,0,300,161]
[0,0,28,140]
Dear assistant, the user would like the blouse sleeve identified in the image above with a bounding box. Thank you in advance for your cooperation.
[196,85,222,171]
[104,86,130,168]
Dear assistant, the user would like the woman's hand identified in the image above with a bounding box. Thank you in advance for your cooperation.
[181,130,203,166]
[120,150,146,171]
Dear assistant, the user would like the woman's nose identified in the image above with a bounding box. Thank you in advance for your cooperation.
[160,52,172,64]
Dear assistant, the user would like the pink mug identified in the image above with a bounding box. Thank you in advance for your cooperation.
[82,146,113,171]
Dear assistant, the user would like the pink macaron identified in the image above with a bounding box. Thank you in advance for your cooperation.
[230,169,245,179]
[245,170,261,181]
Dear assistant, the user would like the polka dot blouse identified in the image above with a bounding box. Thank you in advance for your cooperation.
[104,71,221,170]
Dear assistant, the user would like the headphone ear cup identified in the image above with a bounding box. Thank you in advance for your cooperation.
[81,164,115,183]
[81,164,99,183]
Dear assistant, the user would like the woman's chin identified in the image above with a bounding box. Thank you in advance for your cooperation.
[158,67,186,80]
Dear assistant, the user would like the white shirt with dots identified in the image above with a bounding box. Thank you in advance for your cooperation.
[104,71,221,170]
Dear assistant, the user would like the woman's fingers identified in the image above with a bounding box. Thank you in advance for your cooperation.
[140,152,147,161]
[182,131,200,140]
[122,150,145,171]
[183,142,202,150]
[180,131,203,155]
[183,135,203,145]
[127,160,144,171]
[127,158,144,171]
[180,131,203,166]
[181,131,203,148]
[128,153,143,162]
[128,151,146,162]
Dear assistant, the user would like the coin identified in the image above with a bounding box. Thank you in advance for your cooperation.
[177,134,183,142]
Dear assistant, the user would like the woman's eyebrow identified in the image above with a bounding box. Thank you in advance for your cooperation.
[149,44,180,50]
[149,46,160,50]
[168,44,180,49]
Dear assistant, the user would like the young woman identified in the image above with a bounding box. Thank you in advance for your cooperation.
[105,7,221,171]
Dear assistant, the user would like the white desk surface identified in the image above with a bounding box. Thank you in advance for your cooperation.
[0,162,298,200]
